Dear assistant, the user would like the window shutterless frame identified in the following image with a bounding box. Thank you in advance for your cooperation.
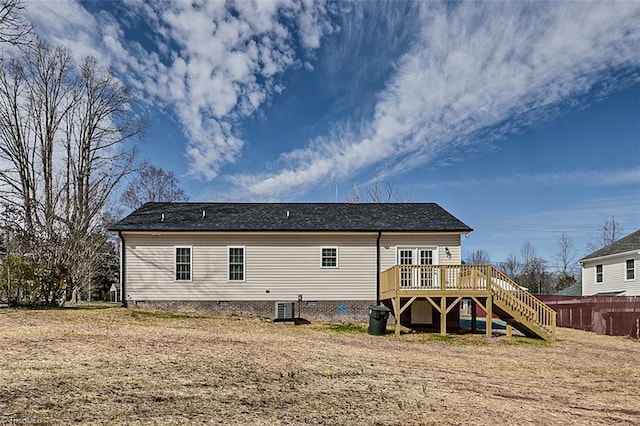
[595,264,603,283]
[175,246,192,281]
[625,259,635,281]
[320,247,338,268]
[228,246,245,282]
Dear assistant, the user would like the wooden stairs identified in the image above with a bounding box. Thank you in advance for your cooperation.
[489,270,556,341]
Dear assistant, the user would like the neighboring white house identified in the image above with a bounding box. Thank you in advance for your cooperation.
[110,202,472,321]
[580,230,640,296]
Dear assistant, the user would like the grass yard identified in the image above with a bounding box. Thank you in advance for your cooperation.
[0,305,639,425]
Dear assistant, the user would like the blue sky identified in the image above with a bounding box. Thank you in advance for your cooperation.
[23,0,640,267]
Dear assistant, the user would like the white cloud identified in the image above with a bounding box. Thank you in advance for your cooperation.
[230,2,640,198]
[23,0,103,61]
[24,0,333,180]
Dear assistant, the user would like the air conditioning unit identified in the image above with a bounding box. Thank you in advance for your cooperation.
[275,301,295,320]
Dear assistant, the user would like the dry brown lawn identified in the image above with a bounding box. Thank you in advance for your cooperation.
[0,305,639,425]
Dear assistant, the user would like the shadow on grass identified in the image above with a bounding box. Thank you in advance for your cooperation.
[62,302,121,310]
[127,309,220,320]
[1,302,121,311]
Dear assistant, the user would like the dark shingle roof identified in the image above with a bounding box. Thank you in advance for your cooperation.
[579,229,640,262]
[554,283,582,296]
[110,202,473,233]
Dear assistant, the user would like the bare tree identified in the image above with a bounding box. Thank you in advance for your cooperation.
[552,232,579,292]
[555,232,577,275]
[120,162,189,212]
[63,56,140,233]
[346,177,411,203]
[519,241,549,294]
[465,249,491,265]
[498,253,520,279]
[0,40,141,305]
[587,216,624,252]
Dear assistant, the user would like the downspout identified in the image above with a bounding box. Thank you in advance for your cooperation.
[376,231,381,305]
[119,232,127,308]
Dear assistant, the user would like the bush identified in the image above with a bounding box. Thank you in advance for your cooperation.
[0,254,70,306]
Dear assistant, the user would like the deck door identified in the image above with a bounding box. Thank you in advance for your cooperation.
[398,248,437,287]
[418,249,435,288]
[399,249,414,287]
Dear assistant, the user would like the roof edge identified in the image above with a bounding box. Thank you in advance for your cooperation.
[109,227,474,233]
[579,249,640,263]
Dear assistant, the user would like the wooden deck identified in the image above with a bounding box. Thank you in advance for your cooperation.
[379,265,557,341]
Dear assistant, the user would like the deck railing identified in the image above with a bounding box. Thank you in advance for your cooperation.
[380,264,557,340]
[380,264,494,293]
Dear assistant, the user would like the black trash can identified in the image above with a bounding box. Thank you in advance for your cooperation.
[368,305,391,335]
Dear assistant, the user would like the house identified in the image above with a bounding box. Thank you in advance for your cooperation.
[110,202,472,320]
[110,202,556,340]
[579,230,640,296]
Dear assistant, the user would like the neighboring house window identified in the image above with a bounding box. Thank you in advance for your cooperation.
[175,247,191,281]
[321,247,338,268]
[228,247,245,281]
[626,259,635,280]
[595,264,603,283]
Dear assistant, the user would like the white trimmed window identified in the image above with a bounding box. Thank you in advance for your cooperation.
[626,259,635,280]
[321,247,338,268]
[228,246,245,281]
[175,247,192,281]
[595,264,603,283]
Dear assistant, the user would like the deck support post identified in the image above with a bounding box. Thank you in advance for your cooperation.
[471,298,477,332]
[486,295,493,337]
[440,297,447,336]
[394,296,401,337]
[506,324,513,337]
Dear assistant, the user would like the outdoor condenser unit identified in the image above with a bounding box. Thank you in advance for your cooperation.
[275,301,295,320]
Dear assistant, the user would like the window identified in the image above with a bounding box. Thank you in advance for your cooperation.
[228,247,245,281]
[175,247,191,281]
[626,259,635,280]
[321,247,338,268]
[595,264,603,283]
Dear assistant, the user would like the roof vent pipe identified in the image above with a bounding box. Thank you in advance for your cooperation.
[286,210,290,218]
[202,210,206,218]
[161,213,165,222]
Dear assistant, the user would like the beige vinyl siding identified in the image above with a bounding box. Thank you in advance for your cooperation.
[123,232,378,302]
[379,233,462,270]
[582,252,640,296]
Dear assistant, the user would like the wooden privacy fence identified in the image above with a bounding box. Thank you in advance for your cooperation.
[538,296,640,339]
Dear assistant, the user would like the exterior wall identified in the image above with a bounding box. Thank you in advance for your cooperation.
[582,251,640,296]
[379,233,462,269]
[122,231,464,308]
[124,232,379,303]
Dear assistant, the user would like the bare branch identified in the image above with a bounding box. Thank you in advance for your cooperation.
[119,161,189,212]
[346,178,411,203]
[0,0,32,49]
[587,216,624,253]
